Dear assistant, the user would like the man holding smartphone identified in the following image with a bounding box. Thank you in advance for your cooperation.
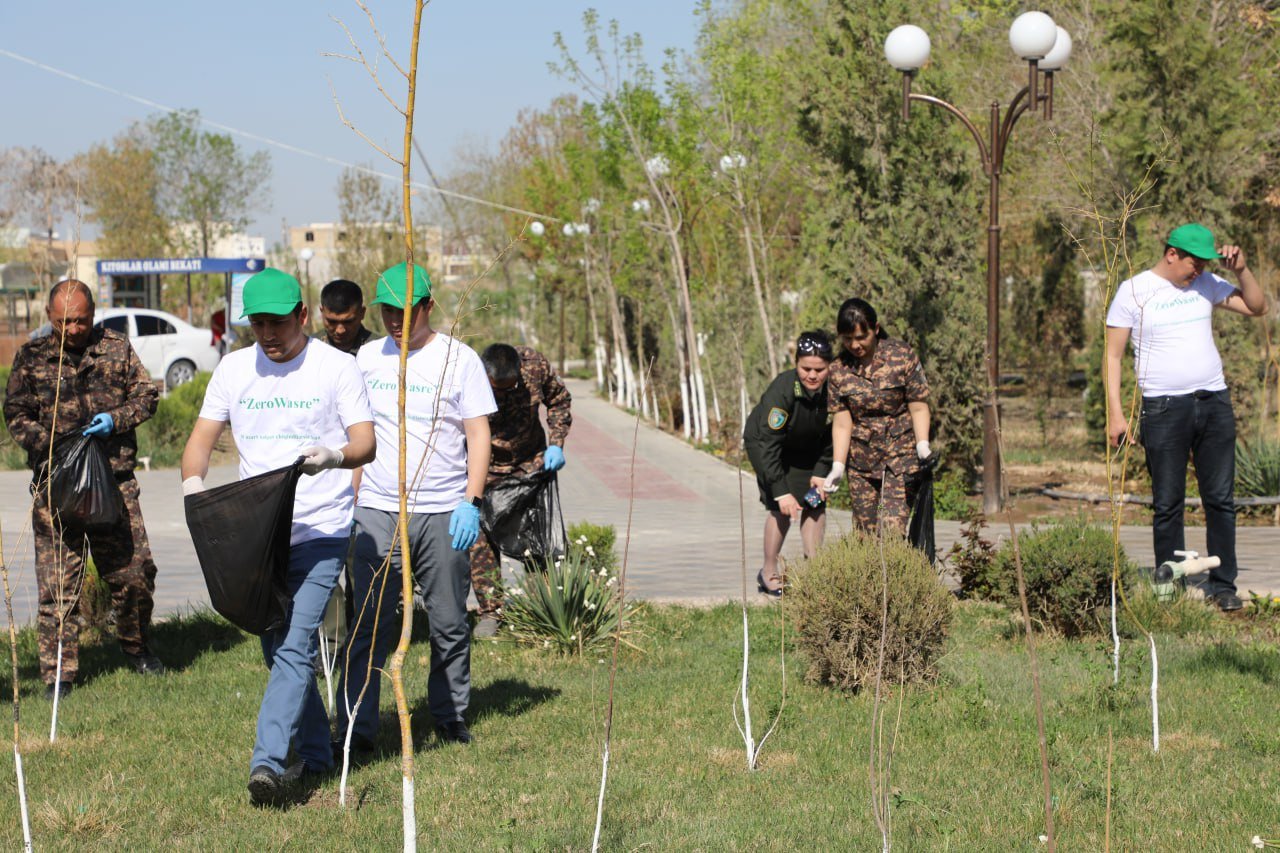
[1104,223,1267,611]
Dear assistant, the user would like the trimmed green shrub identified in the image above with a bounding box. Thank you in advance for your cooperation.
[567,520,617,575]
[932,467,972,520]
[136,372,211,467]
[790,533,952,692]
[994,517,1135,637]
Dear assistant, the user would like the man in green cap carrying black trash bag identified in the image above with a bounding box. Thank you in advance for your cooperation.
[335,262,495,754]
[1104,223,1267,612]
[181,268,376,806]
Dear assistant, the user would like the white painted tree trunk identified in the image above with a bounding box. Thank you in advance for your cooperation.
[403,776,417,851]
[50,639,62,742]
[738,607,757,767]
[591,741,610,853]
[1110,578,1119,685]
[710,373,722,425]
[14,747,30,852]
[1149,635,1160,752]
[593,338,606,391]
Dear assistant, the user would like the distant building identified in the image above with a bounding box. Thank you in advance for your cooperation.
[169,223,266,260]
[287,221,445,287]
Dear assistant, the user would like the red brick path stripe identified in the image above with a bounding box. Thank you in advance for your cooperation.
[569,414,700,502]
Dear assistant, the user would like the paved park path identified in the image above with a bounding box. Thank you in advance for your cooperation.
[1,376,1277,624]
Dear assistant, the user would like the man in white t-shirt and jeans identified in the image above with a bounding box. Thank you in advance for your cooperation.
[1105,223,1267,611]
[181,268,375,806]
[335,262,495,753]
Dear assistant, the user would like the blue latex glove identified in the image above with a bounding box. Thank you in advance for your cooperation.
[449,501,481,551]
[543,445,566,472]
[82,413,114,437]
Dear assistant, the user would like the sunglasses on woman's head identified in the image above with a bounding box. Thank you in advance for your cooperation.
[797,337,833,359]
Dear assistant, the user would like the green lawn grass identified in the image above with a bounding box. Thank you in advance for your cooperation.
[0,602,1277,850]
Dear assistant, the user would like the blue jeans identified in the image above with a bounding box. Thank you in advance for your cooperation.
[1140,390,1237,595]
[250,536,345,775]
[336,507,471,746]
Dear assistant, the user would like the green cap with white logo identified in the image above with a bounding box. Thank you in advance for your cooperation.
[1166,223,1223,260]
[371,263,432,308]
[240,268,302,318]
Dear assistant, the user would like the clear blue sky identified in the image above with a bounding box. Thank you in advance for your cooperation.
[0,1,703,245]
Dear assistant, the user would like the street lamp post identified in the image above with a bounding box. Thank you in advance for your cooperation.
[298,247,315,330]
[885,13,1072,514]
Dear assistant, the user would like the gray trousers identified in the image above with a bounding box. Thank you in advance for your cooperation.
[336,506,470,742]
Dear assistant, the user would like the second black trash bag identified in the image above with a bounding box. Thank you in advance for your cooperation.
[480,469,567,562]
[184,461,303,635]
[47,432,125,531]
[908,464,936,566]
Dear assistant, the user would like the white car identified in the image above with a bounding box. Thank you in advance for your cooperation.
[95,308,222,389]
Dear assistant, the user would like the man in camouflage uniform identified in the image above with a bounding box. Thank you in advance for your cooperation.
[469,343,571,636]
[823,299,932,535]
[4,280,164,700]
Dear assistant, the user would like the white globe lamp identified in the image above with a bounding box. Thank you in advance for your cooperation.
[1009,12,1057,60]
[1039,27,1072,71]
[884,25,931,71]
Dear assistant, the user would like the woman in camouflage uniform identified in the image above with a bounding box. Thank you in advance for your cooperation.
[743,330,835,596]
[822,298,932,535]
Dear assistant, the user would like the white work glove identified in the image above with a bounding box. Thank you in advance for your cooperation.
[299,446,345,476]
[822,461,846,494]
[181,476,205,496]
[916,440,932,461]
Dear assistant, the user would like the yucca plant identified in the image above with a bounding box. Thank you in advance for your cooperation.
[502,549,641,655]
[1236,438,1280,498]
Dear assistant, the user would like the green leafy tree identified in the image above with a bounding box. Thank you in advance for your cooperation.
[147,109,271,256]
[787,0,985,469]
[79,127,170,259]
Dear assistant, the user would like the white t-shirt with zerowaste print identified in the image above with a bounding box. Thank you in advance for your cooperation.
[1105,268,1237,397]
[356,332,497,514]
[200,337,373,545]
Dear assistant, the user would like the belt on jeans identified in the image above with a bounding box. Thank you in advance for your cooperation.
[1150,389,1219,401]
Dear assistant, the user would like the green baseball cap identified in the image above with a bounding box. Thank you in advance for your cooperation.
[240,268,302,318]
[1166,223,1223,260]
[371,263,432,308]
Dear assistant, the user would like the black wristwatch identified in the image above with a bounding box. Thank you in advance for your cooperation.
[469,495,482,508]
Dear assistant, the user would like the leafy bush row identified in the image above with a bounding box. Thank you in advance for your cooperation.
[954,515,1135,637]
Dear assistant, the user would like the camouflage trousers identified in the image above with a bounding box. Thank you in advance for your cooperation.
[846,467,919,537]
[468,533,503,617]
[32,476,157,684]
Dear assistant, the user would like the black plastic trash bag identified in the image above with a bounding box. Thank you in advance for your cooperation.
[47,432,125,531]
[480,469,567,562]
[184,461,303,635]
[908,464,936,565]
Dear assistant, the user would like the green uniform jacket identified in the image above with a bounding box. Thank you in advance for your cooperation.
[742,369,833,502]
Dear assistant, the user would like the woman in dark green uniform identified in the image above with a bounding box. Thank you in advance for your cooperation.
[743,330,835,596]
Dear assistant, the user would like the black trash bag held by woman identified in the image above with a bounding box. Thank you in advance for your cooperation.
[184,460,303,635]
[480,469,567,562]
[908,463,936,565]
[46,432,125,531]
